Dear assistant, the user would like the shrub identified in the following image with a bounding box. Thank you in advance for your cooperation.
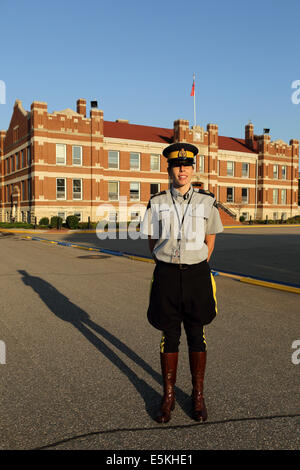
[66,215,79,229]
[239,215,245,222]
[39,217,49,226]
[50,216,63,229]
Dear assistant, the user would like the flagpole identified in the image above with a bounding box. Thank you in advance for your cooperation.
[193,73,196,127]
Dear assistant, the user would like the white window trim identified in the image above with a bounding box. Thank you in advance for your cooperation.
[72,145,82,166]
[72,178,82,200]
[108,181,119,201]
[130,152,140,171]
[56,144,66,165]
[242,163,249,178]
[273,165,278,179]
[227,161,234,177]
[108,150,119,170]
[130,182,140,201]
[242,188,248,204]
[281,189,287,205]
[56,177,66,200]
[57,212,66,222]
[226,186,234,203]
[150,154,160,172]
[273,188,279,204]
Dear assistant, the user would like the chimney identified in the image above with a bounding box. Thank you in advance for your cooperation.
[245,122,254,149]
[77,98,86,117]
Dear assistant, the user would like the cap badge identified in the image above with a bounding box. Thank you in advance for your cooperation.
[178,149,187,158]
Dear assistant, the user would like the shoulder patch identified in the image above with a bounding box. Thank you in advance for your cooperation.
[195,188,215,198]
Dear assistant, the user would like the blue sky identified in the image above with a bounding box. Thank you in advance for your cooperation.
[0,0,300,147]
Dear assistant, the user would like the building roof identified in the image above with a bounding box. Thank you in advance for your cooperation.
[103,120,173,144]
[218,136,258,153]
[103,120,258,153]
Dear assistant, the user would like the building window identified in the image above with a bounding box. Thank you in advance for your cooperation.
[273,165,278,179]
[28,179,32,200]
[273,212,278,220]
[226,187,234,203]
[22,181,25,201]
[150,154,160,171]
[6,158,9,174]
[273,188,278,204]
[242,212,249,220]
[72,146,82,165]
[27,146,31,166]
[282,165,287,180]
[130,152,140,170]
[108,181,119,201]
[130,182,140,201]
[56,144,66,165]
[73,179,82,200]
[281,189,287,205]
[130,212,140,221]
[227,161,234,176]
[242,163,249,177]
[74,212,82,221]
[11,155,14,172]
[58,212,66,222]
[16,153,20,170]
[150,183,160,196]
[21,150,25,168]
[108,151,119,169]
[199,155,205,173]
[242,188,248,203]
[56,178,66,199]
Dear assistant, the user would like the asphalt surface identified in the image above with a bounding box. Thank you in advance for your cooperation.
[0,232,299,450]
[25,225,300,286]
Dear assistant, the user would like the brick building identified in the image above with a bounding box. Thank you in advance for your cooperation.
[0,98,299,224]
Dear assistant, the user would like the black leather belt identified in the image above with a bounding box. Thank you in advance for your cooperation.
[157,261,205,270]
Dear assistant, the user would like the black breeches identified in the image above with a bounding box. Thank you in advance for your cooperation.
[160,322,206,353]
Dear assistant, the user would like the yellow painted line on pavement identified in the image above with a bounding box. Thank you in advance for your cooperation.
[238,277,300,294]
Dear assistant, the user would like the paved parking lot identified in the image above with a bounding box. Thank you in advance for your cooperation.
[0,233,299,450]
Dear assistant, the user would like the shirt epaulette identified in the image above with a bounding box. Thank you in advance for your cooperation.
[147,190,167,209]
[195,188,215,198]
[150,190,167,200]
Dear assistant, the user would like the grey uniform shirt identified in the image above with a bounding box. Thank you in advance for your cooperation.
[141,185,224,265]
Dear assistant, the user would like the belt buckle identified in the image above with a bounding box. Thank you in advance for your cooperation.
[179,263,188,270]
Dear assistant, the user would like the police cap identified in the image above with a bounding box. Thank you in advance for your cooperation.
[163,142,198,167]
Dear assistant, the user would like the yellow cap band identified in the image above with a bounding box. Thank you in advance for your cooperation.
[167,150,195,160]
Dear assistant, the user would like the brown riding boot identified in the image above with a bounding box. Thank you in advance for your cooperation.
[155,352,178,423]
[189,351,208,422]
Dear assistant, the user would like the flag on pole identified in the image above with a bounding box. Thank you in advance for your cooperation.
[190,76,195,96]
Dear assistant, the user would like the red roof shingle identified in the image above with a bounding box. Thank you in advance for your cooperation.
[103,121,258,154]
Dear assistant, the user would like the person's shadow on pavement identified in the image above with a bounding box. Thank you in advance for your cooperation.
[18,270,192,422]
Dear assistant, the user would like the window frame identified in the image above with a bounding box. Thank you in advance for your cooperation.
[150,154,160,172]
[108,150,119,170]
[56,177,66,200]
[130,182,140,201]
[108,181,119,201]
[130,152,140,171]
[56,144,66,165]
[72,178,82,200]
[227,161,234,177]
[72,145,82,166]
[226,186,234,203]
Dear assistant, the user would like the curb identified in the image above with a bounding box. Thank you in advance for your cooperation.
[1,224,300,234]
[23,236,300,295]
